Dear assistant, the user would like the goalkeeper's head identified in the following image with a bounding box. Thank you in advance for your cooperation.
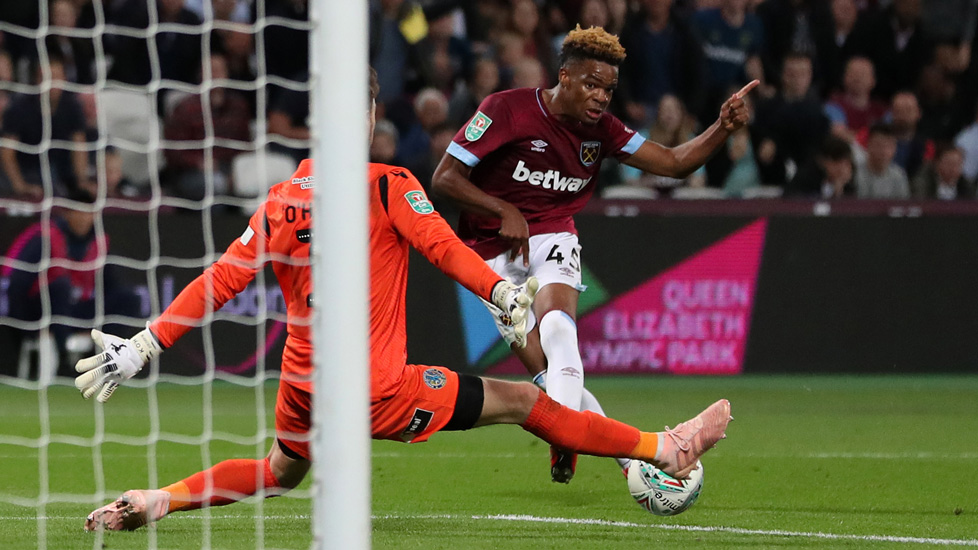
[554,25,626,126]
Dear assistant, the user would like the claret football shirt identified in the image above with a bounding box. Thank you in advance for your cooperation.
[447,88,645,259]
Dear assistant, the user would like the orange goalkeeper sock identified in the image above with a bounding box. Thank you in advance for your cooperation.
[162,457,281,513]
[521,390,660,462]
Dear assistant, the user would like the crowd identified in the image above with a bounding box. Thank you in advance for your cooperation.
[1,0,978,204]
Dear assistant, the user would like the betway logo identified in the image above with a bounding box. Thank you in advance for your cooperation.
[511,160,591,192]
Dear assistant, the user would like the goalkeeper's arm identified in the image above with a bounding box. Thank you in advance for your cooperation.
[75,208,270,401]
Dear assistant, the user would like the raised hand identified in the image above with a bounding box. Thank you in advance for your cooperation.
[719,80,759,133]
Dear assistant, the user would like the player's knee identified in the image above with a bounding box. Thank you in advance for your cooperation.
[267,443,310,490]
[511,381,542,417]
[539,310,576,341]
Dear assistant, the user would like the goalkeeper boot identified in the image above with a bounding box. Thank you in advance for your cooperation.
[84,489,170,531]
[654,399,731,480]
[550,446,577,484]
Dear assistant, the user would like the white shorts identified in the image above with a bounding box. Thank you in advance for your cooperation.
[482,232,586,345]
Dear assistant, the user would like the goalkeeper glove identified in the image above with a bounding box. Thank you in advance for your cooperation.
[491,276,539,348]
[74,327,163,403]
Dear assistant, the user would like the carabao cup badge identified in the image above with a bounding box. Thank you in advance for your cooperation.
[404,191,434,214]
[580,141,601,166]
[465,111,493,141]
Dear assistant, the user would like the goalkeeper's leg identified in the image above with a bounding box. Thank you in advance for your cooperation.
[85,380,312,531]
[84,441,308,531]
[474,379,731,480]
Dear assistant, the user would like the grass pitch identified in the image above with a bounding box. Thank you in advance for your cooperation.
[0,375,976,549]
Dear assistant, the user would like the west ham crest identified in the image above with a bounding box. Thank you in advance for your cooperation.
[580,141,601,166]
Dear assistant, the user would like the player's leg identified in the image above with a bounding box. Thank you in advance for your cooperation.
[84,380,312,531]
[474,378,731,479]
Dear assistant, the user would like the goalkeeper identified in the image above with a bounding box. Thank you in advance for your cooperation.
[81,68,731,531]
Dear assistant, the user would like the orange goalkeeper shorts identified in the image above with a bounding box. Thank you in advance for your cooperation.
[275,364,480,459]
[371,364,461,443]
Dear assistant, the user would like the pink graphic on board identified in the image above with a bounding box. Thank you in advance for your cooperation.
[488,219,767,376]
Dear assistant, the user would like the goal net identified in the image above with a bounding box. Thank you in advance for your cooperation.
[0,1,357,548]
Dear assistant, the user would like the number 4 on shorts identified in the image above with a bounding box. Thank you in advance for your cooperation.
[546,245,564,265]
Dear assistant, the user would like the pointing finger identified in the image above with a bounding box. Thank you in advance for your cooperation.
[734,79,760,99]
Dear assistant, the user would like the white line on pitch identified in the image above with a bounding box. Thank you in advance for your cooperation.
[4,513,975,546]
[370,451,978,460]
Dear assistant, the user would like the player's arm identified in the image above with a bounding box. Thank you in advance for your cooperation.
[622,80,758,178]
[385,168,537,346]
[431,152,529,266]
[431,93,530,265]
[74,205,271,402]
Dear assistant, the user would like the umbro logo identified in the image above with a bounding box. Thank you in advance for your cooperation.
[530,139,548,152]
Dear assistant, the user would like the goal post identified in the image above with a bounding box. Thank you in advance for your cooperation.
[309,1,371,550]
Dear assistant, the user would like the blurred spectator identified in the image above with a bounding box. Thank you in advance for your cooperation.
[551,0,609,60]
[691,0,765,126]
[47,0,95,85]
[494,32,527,89]
[163,53,251,201]
[370,119,399,164]
[267,72,309,164]
[211,29,256,111]
[619,0,706,127]
[0,48,13,119]
[261,0,309,81]
[605,0,630,35]
[448,56,499,127]
[916,63,960,140]
[370,0,433,105]
[507,0,556,81]
[849,0,934,99]
[510,56,547,89]
[1,189,141,376]
[0,55,91,200]
[187,0,251,22]
[912,144,974,198]
[621,94,706,194]
[721,127,762,197]
[813,0,862,95]
[424,13,473,94]
[823,57,888,144]
[396,87,448,178]
[786,134,856,198]
[921,0,978,73]
[954,102,978,183]
[98,146,134,198]
[756,0,833,88]
[889,90,934,181]
[753,52,828,185]
[104,0,203,87]
[854,122,911,198]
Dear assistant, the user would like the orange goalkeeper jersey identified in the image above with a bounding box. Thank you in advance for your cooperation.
[150,160,499,398]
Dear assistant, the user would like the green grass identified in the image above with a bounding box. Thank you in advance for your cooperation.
[1,376,976,549]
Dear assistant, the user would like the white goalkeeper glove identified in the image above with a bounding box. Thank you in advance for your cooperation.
[74,327,163,403]
[490,276,539,348]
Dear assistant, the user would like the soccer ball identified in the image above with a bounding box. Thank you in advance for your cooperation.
[625,460,703,516]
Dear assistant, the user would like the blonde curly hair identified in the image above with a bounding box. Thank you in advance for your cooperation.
[559,25,626,67]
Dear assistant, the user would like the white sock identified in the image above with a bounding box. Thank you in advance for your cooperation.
[580,390,631,471]
[539,310,584,411]
[534,367,630,471]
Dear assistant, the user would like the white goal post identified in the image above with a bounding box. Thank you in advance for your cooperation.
[309,1,371,550]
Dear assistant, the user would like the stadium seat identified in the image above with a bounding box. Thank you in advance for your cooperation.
[741,185,784,199]
[16,331,57,384]
[232,151,298,199]
[600,184,657,199]
[101,89,163,188]
[671,187,728,199]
